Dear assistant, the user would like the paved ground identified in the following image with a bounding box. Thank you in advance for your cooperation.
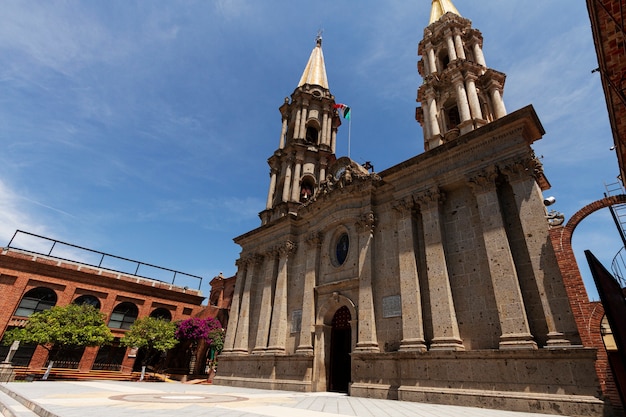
[0,380,568,417]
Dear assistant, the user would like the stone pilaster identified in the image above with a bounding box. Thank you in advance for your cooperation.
[354,211,379,353]
[468,168,537,350]
[252,249,278,354]
[297,232,323,355]
[221,257,247,355]
[232,255,262,354]
[500,158,575,347]
[267,241,297,354]
[416,187,465,351]
[393,198,427,352]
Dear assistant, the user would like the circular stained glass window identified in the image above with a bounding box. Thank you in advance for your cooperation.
[335,233,349,266]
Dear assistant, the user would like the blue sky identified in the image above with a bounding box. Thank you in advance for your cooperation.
[0,1,619,302]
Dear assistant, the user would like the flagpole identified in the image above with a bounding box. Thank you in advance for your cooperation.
[348,113,352,159]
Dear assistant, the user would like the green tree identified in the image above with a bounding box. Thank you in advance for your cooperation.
[2,304,113,378]
[121,317,178,378]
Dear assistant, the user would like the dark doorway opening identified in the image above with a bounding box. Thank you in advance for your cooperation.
[329,306,351,393]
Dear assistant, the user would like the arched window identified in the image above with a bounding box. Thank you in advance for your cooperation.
[149,308,172,322]
[306,126,319,144]
[14,287,57,317]
[439,50,450,71]
[300,177,316,203]
[73,295,101,310]
[446,106,461,129]
[108,302,138,330]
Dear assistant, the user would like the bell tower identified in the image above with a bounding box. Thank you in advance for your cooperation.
[416,0,508,151]
[261,35,340,225]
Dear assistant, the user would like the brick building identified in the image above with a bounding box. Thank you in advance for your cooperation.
[0,231,205,374]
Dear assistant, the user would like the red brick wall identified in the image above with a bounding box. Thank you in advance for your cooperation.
[0,248,206,371]
[550,195,626,414]
[587,0,626,182]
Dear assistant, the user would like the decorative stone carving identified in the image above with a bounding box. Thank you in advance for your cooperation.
[392,198,414,218]
[356,211,376,233]
[546,210,565,227]
[499,156,543,183]
[415,187,444,209]
[278,241,297,256]
[467,167,498,193]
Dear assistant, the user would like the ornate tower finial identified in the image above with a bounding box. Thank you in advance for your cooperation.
[416,3,508,151]
[316,29,323,46]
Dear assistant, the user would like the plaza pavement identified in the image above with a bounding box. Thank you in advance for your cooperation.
[0,380,569,417]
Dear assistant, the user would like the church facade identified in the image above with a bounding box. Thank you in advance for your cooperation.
[215,2,608,415]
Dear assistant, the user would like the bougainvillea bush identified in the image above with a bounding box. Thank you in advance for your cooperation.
[175,317,222,346]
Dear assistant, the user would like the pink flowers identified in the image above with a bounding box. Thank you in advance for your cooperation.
[175,317,222,345]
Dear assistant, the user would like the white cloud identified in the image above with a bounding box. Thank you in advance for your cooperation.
[0,179,51,247]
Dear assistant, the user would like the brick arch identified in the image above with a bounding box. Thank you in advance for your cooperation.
[566,194,626,236]
[549,194,626,410]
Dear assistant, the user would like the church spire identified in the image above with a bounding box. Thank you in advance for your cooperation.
[261,36,339,225]
[429,0,461,24]
[416,4,507,151]
[297,33,329,89]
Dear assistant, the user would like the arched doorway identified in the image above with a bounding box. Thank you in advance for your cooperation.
[329,306,351,393]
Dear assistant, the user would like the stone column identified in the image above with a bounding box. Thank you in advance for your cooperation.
[426,90,441,147]
[453,32,466,59]
[326,116,332,147]
[321,111,329,146]
[473,42,487,67]
[222,257,247,355]
[445,33,457,61]
[394,199,427,352]
[290,157,303,202]
[267,241,297,354]
[452,75,471,123]
[252,250,278,354]
[232,255,261,354]
[299,107,309,139]
[354,211,380,352]
[465,75,483,120]
[297,233,323,355]
[489,86,507,119]
[319,157,328,186]
[294,108,302,140]
[427,46,437,74]
[468,168,537,350]
[331,129,337,153]
[500,158,575,347]
[279,117,287,149]
[417,188,464,351]
[266,168,278,210]
[281,158,293,202]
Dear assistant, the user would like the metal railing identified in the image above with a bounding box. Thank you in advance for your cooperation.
[612,246,626,289]
[6,230,203,290]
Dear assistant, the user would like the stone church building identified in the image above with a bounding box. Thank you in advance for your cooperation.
[216,2,608,415]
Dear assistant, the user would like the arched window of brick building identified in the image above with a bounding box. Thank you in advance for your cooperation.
[108,302,138,330]
[149,308,172,321]
[14,287,57,317]
[73,294,101,310]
